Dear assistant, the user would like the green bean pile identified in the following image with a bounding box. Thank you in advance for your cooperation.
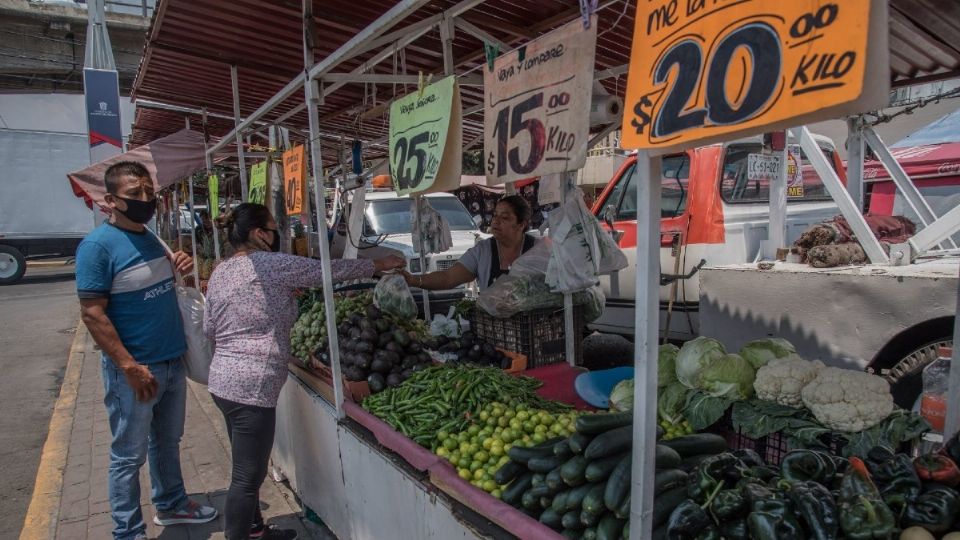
[361,365,571,447]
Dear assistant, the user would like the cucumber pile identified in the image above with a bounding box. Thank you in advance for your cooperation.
[492,411,729,539]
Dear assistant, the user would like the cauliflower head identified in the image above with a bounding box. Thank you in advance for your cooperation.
[753,355,825,407]
[800,367,894,432]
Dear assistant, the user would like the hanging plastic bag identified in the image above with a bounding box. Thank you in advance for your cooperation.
[374,273,417,319]
[545,188,627,292]
[147,229,212,384]
[411,198,453,255]
[508,237,552,277]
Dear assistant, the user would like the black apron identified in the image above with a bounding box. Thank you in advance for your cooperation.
[488,234,536,287]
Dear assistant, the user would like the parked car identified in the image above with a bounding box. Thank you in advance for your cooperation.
[589,133,845,340]
[330,190,489,315]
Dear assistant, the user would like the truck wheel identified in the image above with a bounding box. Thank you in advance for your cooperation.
[0,244,26,284]
[882,337,953,409]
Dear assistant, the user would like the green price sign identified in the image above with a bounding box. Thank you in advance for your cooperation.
[389,75,462,195]
[208,174,219,219]
[249,161,267,204]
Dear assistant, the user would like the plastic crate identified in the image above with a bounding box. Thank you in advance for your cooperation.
[468,305,584,367]
[708,410,843,465]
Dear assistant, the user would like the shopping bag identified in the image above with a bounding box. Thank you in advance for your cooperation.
[374,273,417,319]
[148,229,213,384]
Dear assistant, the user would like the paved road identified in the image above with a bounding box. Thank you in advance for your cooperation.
[0,264,78,538]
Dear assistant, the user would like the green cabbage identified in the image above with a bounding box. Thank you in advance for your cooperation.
[609,379,634,412]
[675,337,726,390]
[658,344,680,388]
[699,353,756,400]
[739,338,797,370]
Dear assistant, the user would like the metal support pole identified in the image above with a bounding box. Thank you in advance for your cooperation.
[767,132,787,259]
[306,77,346,419]
[202,107,222,261]
[629,151,661,540]
[440,14,456,76]
[846,117,865,211]
[863,125,956,249]
[798,126,889,264]
[562,171,576,367]
[205,153,221,261]
[187,176,200,287]
[184,116,190,130]
[415,196,431,321]
[945,285,960,439]
[172,188,181,252]
[231,65,249,202]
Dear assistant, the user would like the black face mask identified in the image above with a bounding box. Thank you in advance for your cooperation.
[116,196,156,224]
[267,229,281,252]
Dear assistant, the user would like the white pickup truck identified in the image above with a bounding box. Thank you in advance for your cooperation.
[590,133,844,340]
[330,190,489,313]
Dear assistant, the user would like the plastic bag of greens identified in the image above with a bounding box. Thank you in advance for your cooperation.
[373,273,417,319]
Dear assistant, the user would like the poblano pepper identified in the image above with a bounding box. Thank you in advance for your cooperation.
[865,447,921,517]
[719,518,748,540]
[687,453,741,503]
[666,499,718,540]
[747,497,804,540]
[838,457,898,540]
[711,489,747,520]
[781,449,837,485]
[787,480,839,540]
[732,449,765,468]
[904,485,960,533]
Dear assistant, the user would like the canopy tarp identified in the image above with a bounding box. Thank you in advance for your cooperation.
[863,142,960,182]
[68,128,208,210]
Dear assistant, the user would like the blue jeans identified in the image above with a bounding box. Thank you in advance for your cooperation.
[102,356,188,540]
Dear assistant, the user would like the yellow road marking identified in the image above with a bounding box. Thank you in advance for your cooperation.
[20,318,87,540]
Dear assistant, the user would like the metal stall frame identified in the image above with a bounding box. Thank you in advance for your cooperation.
[122,2,960,539]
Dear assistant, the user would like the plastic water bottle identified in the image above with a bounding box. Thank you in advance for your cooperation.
[920,347,953,434]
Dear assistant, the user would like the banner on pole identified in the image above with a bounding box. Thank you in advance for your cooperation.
[283,146,306,216]
[83,68,123,164]
[249,161,267,204]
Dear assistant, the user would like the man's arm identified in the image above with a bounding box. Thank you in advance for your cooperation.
[79,298,158,401]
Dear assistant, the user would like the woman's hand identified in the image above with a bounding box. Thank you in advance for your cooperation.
[373,255,406,274]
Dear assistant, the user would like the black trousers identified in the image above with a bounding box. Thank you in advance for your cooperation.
[212,394,276,540]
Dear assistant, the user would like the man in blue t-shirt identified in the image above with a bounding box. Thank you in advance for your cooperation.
[76,161,216,540]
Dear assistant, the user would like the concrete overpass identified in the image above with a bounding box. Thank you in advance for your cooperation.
[0,0,152,93]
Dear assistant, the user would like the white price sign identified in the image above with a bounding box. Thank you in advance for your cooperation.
[484,16,597,185]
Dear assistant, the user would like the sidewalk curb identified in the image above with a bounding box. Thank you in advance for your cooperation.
[19,318,86,540]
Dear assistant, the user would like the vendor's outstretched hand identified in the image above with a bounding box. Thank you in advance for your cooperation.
[373,255,406,274]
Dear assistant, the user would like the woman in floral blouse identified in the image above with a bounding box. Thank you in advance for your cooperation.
[203,203,403,540]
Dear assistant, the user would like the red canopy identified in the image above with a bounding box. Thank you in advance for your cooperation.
[68,129,208,211]
[862,142,960,182]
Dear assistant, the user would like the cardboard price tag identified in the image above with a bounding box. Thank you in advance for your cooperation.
[249,161,267,204]
[388,76,462,195]
[484,16,597,185]
[622,0,887,153]
[283,146,306,216]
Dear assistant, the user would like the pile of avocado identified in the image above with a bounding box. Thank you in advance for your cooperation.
[314,304,433,393]
[434,331,513,369]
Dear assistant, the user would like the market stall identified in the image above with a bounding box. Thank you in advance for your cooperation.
[121,0,960,539]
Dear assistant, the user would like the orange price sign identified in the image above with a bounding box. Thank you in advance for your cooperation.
[621,0,888,153]
[283,145,306,216]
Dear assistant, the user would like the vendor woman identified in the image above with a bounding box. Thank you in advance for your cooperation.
[403,195,537,291]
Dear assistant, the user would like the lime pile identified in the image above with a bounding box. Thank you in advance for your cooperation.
[433,401,579,497]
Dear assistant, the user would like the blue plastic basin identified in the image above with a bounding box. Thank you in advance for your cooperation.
[574,367,635,409]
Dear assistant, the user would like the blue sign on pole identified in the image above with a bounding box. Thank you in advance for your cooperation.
[83,68,123,163]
